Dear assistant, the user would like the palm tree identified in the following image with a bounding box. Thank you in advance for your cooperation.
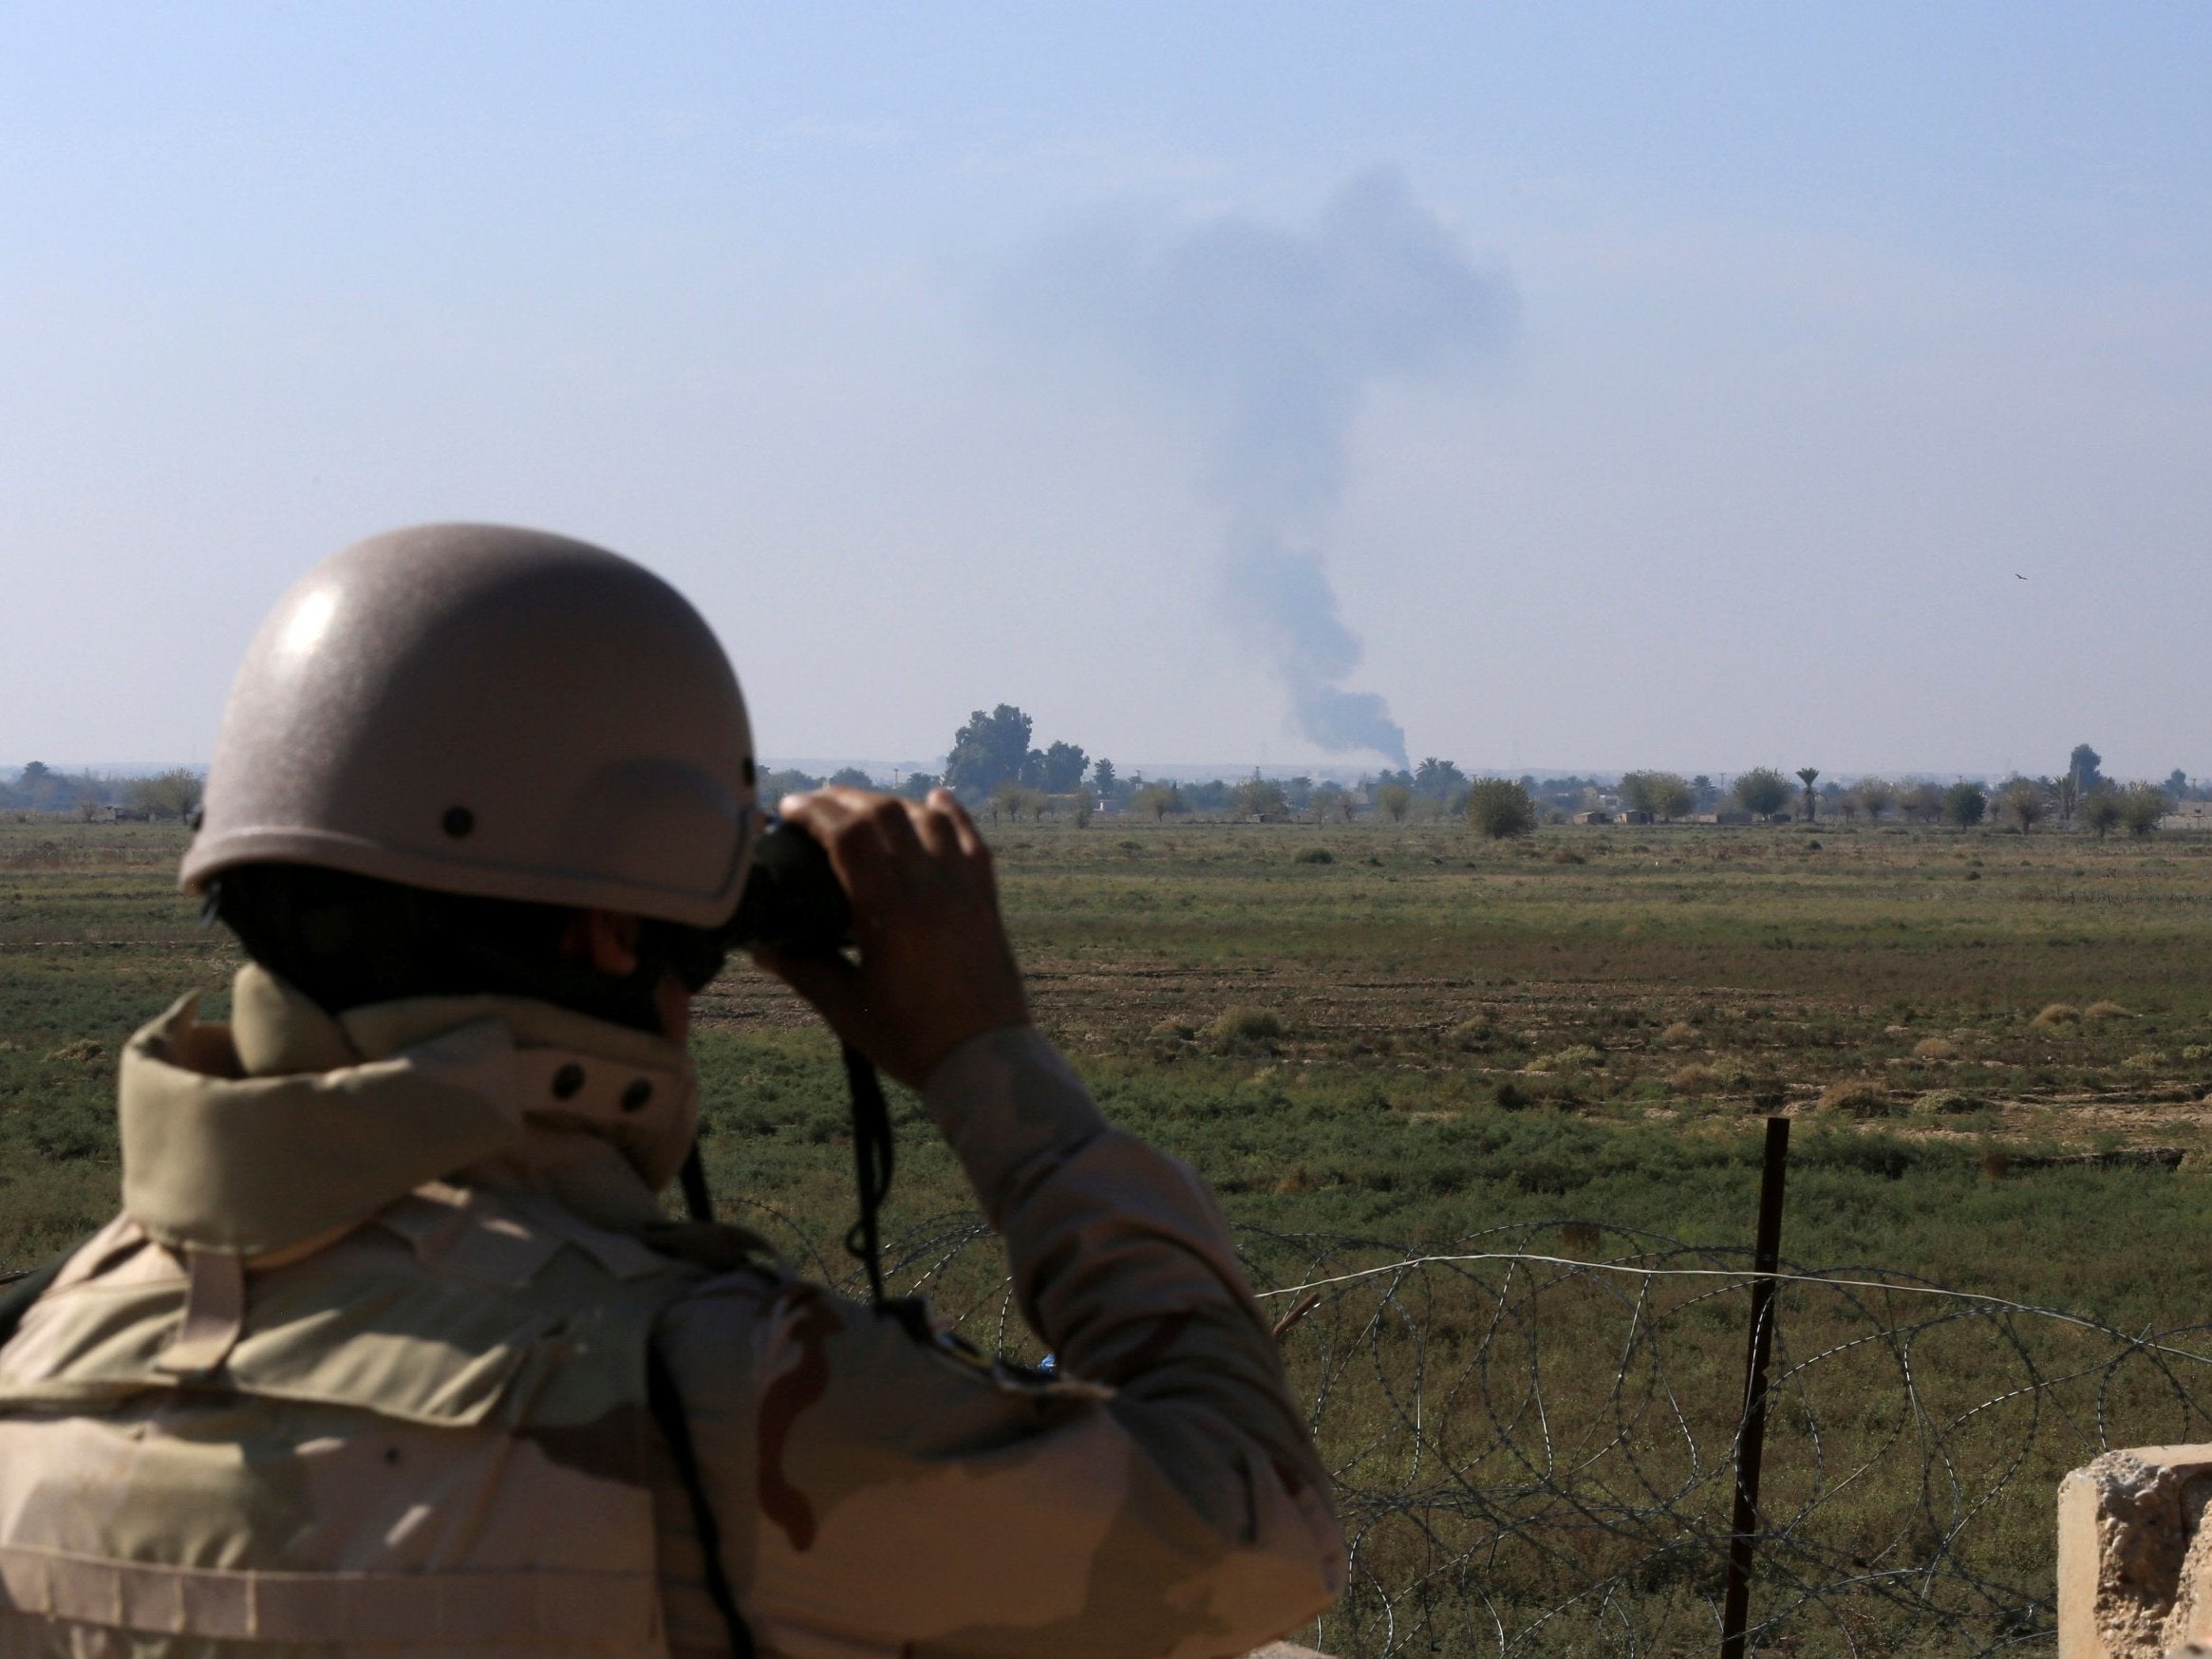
[1796,768,1821,822]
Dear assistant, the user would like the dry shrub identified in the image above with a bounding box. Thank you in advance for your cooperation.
[1659,1021,1699,1047]
[2030,1003,2081,1029]
[1913,1036,1959,1062]
[1203,1007,1284,1048]
[1918,1089,1988,1115]
[1533,1044,1603,1073]
[1818,1078,1893,1117]
[2085,1000,2135,1020]
[1449,1018,1495,1050]
[1670,1063,1721,1095]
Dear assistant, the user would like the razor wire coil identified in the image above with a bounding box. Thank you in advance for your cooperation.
[826,1209,2208,1658]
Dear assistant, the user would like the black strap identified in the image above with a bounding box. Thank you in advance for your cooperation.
[678,1142,716,1224]
[0,1245,84,1350]
[686,1046,892,1303]
[653,1045,883,1655]
[647,1339,755,1659]
[840,1044,892,1306]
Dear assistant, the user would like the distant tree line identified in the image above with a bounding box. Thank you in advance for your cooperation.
[746,727,2199,840]
[755,764,884,803]
[0,763,203,820]
[1714,743,2188,837]
[23,727,2197,843]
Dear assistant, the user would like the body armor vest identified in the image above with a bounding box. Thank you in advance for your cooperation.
[0,1181,714,1656]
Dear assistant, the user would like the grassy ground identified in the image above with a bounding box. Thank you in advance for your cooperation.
[687,814,2212,1312]
[8,814,2212,1653]
[16,816,2207,1280]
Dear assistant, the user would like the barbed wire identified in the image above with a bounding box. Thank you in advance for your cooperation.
[9,1212,2203,1656]
[810,1208,2207,1658]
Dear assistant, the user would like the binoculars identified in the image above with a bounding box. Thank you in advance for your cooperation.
[722,816,853,958]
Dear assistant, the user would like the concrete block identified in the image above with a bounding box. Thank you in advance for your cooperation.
[2058,1445,2212,1657]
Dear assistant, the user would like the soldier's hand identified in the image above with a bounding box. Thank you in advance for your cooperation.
[753,787,1028,1090]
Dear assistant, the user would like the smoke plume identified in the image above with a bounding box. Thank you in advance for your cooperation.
[1003,167,1513,765]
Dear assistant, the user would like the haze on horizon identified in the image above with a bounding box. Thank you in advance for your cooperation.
[3,6,2208,785]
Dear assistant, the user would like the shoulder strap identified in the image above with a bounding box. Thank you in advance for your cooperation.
[646,1337,755,1659]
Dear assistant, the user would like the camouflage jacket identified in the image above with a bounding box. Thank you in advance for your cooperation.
[0,968,1344,1658]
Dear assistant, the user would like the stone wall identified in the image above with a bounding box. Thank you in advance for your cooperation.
[2059,1446,2212,1656]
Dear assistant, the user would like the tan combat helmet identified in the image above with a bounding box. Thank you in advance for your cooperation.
[181,524,758,925]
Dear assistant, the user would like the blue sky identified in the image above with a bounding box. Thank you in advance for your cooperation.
[4,5,2207,778]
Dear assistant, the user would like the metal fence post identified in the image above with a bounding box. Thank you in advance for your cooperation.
[1719,1115,1791,1659]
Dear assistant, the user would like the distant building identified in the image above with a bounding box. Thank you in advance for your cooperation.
[1572,811,1612,826]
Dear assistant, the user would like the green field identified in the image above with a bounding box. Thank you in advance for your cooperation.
[8,814,2212,1653]
[14,816,2212,1280]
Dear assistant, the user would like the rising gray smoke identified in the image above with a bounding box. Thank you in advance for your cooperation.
[1002,167,1513,765]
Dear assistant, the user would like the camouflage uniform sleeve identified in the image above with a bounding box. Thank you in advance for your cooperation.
[653,1025,1344,1659]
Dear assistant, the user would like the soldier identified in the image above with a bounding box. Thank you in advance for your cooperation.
[0,525,1343,1658]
